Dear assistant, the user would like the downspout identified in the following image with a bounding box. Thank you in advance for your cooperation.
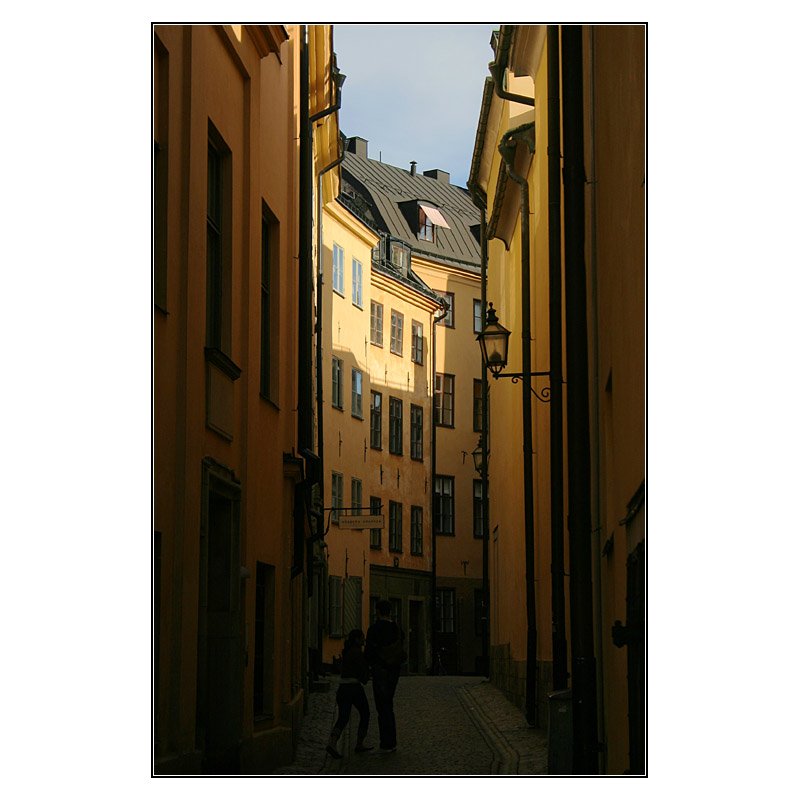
[586,25,607,773]
[430,302,448,673]
[547,25,568,694]
[479,205,490,679]
[498,125,538,726]
[561,24,599,774]
[468,73,492,682]
[298,22,311,706]
[489,25,537,107]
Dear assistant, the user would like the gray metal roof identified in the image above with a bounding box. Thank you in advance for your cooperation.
[342,151,481,273]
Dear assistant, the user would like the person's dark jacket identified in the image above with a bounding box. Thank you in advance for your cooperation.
[365,618,403,670]
[340,644,370,684]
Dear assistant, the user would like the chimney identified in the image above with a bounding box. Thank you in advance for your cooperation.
[347,136,368,159]
[423,168,450,184]
[410,161,417,176]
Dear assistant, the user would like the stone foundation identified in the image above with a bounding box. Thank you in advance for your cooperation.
[489,644,553,731]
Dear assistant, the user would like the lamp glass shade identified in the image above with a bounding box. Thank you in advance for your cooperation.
[477,304,510,376]
[471,438,485,474]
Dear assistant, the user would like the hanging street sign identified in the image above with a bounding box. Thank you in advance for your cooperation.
[338,514,384,530]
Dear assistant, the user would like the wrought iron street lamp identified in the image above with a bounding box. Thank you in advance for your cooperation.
[476,303,510,377]
[476,303,551,403]
[471,436,488,475]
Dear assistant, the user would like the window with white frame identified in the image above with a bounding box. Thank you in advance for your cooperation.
[332,243,344,295]
[411,320,424,365]
[352,258,363,307]
[473,299,483,333]
[331,472,344,523]
[436,588,455,633]
[370,301,384,346]
[352,368,363,418]
[351,477,362,515]
[332,356,343,409]
[390,310,404,356]
[437,292,455,327]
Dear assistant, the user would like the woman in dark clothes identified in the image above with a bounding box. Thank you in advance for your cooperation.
[326,629,373,758]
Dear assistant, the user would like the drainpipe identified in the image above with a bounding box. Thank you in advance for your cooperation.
[498,125,537,727]
[298,22,312,706]
[430,302,448,674]
[479,205,490,679]
[489,25,537,107]
[561,24,599,774]
[547,25,568,694]
[586,25,607,773]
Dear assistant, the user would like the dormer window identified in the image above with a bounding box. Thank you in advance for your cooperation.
[390,241,410,272]
[417,202,450,243]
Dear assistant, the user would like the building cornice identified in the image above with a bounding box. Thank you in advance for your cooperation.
[325,198,380,248]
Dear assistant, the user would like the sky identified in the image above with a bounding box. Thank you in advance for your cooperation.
[333,24,499,188]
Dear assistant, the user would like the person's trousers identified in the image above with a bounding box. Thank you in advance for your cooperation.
[332,683,370,743]
[371,667,400,748]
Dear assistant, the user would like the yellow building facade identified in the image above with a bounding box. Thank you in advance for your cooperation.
[153,23,341,774]
[469,24,645,774]
[319,194,441,673]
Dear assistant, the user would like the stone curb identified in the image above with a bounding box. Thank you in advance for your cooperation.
[457,682,520,774]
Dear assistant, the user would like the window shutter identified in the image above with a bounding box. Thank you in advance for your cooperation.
[328,575,343,637]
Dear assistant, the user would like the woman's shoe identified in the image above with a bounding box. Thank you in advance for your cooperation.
[326,745,343,759]
[354,744,374,753]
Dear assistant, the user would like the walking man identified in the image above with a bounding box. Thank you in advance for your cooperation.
[365,600,406,753]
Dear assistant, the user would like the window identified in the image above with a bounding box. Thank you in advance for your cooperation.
[390,597,403,630]
[389,501,402,552]
[352,258,363,307]
[391,241,409,271]
[370,391,382,449]
[435,373,455,427]
[436,588,455,633]
[351,478,363,515]
[473,379,484,432]
[437,292,455,328]
[332,243,344,295]
[411,320,424,365]
[419,206,435,242]
[332,357,343,409]
[352,368,363,418]
[434,476,454,536]
[473,299,483,333]
[370,497,382,549]
[260,205,277,400]
[473,480,485,539]
[331,472,344,523]
[389,397,403,455]
[328,575,343,637]
[370,301,384,346]
[390,310,404,356]
[411,506,423,556]
[410,404,423,461]
[207,130,231,351]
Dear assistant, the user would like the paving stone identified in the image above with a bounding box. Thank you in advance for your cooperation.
[271,675,548,776]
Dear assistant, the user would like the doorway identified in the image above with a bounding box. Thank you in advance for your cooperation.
[196,461,242,773]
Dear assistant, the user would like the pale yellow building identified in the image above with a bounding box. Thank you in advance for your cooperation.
[340,139,485,674]
[319,186,441,673]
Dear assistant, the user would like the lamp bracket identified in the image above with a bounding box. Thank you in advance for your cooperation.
[492,371,552,403]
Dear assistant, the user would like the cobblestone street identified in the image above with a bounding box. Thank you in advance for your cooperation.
[271,675,547,776]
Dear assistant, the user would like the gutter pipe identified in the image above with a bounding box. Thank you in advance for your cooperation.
[489,25,536,108]
[546,25,568,694]
[498,124,538,727]
[561,24,599,774]
[430,302,449,674]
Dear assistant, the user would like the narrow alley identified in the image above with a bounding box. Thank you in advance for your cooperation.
[272,676,548,776]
